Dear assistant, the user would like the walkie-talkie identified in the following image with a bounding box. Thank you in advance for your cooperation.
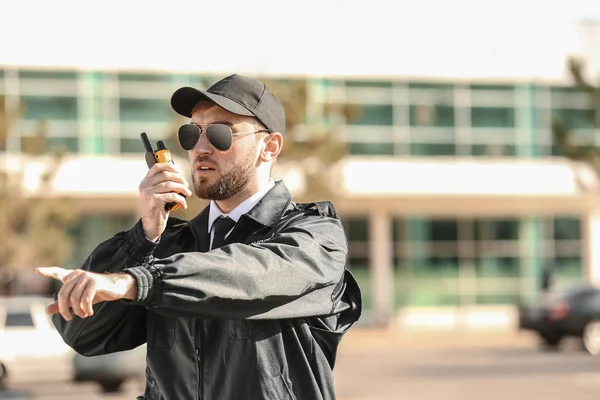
[140,132,185,212]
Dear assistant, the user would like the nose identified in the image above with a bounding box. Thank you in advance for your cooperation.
[191,128,213,155]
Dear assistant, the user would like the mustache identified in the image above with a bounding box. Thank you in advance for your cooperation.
[193,156,217,165]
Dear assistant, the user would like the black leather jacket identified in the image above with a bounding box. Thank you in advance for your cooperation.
[52,181,362,400]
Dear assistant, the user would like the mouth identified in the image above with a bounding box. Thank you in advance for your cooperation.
[195,165,216,176]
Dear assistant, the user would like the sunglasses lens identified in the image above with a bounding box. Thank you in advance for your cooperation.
[206,124,233,151]
[178,124,200,150]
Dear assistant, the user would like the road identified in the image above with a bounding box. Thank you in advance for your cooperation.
[2,330,600,399]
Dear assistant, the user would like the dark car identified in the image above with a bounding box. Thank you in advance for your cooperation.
[518,283,600,355]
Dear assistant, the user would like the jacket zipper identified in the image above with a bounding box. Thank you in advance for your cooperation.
[195,319,202,400]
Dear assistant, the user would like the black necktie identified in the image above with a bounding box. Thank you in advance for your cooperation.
[211,216,236,250]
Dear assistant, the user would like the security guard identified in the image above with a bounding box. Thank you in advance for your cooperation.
[37,74,362,400]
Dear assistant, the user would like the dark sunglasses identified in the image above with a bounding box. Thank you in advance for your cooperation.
[177,123,271,152]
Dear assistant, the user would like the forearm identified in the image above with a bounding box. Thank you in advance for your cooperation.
[125,219,348,320]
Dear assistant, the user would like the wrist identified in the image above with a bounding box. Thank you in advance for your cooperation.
[108,273,138,300]
[141,220,160,242]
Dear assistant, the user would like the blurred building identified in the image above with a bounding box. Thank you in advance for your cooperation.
[1,3,599,330]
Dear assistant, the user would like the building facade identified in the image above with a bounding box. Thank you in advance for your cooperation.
[1,66,599,329]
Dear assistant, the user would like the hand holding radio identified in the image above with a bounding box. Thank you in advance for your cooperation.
[139,133,192,241]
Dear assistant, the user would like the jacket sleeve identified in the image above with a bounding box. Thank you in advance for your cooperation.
[52,220,155,356]
[124,213,350,320]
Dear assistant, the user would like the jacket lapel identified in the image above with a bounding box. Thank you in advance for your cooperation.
[188,205,210,252]
[224,180,293,246]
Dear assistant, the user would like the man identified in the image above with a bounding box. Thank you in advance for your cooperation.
[36,74,362,400]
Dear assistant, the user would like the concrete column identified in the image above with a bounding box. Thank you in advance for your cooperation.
[582,209,600,286]
[519,217,544,305]
[369,211,393,326]
[78,71,104,154]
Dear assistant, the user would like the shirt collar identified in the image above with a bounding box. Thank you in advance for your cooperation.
[208,179,276,233]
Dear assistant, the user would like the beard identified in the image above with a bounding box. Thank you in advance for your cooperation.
[192,152,255,201]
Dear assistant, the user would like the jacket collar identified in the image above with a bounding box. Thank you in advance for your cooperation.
[241,180,292,228]
[187,180,292,250]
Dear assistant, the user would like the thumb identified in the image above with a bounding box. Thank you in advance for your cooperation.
[35,266,71,283]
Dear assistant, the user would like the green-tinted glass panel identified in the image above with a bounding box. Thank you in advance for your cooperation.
[475,256,520,277]
[552,256,582,278]
[118,73,170,82]
[553,217,581,240]
[475,219,519,240]
[410,143,456,156]
[348,104,393,126]
[471,107,515,127]
[550,86,587,96]
[348,142,393,155]
[469,84,514,92]
[471,144,516,156]
[343,218,369,241]
[345,80,392,88]
[429,220,459,241]
[392,218,404,241]
[410,105,454,127]
[21,96,78,120]
[552,109,595,130]
[120,138,144,153]
[19,70,77,80]
[409,82,454,90]
[119,98,171,122]
[47,137,78,153]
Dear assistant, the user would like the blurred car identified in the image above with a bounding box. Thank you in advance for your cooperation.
[0,296,74,389]
[72,344,146,393]
[518,283,600,355]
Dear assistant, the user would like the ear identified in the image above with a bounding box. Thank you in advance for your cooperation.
[259,132,283,162]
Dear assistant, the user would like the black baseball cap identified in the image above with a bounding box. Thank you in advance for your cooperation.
[170,74,286,134]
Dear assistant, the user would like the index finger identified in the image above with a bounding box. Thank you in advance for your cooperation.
[35,267,71,283]
[147,161,179,178]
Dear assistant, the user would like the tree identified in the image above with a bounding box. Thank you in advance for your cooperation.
[260,78,358,202]
[552,58,600,175]
[0,96,79,294]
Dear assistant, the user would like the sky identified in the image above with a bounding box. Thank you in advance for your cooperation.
[0,0,598,80]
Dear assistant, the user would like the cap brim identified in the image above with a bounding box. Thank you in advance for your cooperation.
[171,87,255,118]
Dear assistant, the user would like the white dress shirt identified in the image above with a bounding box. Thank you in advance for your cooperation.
[207,180,275,249]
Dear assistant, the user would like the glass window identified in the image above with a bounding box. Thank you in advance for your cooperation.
[119,98,172,122]
[554,217,581,240]
[476,219,519,241]
[348,142,394,155]
[347,105,393,126]
[5,312,34,327]
[19,70,77,80]
[552,109,595,130]
[410,143,456,156]
[118,73,170,83]
[428,220,459,242]
[342,218,369,242]
[475,256,520,277]
[345,80,393,88]
[47,137,78,153]
[21,96,78,120]
[410,105,454,127]
[409,82,454,91]
[471,144,516,157]
[469,84,514,92]
[119,138,144,153]
[471,107,515,127]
